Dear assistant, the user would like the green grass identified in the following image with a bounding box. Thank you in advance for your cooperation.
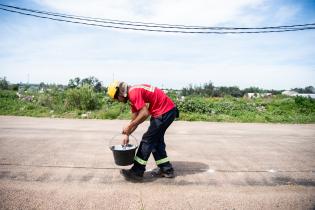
[1,90,315,123]
[175,95,315,123]
[0,97,50,117]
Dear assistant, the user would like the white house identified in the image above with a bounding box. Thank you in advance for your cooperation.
[282,90,315,99]
[244,93,272,99]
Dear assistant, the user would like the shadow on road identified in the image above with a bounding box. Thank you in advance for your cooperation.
[172,161,209,176]
[141,161,209,183]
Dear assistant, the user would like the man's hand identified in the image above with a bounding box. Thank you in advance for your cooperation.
[122,134,129,145]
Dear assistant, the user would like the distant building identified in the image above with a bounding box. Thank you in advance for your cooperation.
[244,93,272,99]
[282,90,315,99]
[282,90,298,97]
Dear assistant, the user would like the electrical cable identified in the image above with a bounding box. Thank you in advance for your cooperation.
[1,3,315,30]
[1,4,315,34]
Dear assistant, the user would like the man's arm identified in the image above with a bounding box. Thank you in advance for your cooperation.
[128,112,138,133]
[123,106,150,135]
[122,112,139,145]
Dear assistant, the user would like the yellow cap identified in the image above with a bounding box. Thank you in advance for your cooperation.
[107,80,119,99]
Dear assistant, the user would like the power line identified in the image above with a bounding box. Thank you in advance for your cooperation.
[1,3,315,30]
[1,3,315,34]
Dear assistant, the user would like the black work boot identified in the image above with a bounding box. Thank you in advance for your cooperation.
[120,169,143,182]
[150,167,175,178]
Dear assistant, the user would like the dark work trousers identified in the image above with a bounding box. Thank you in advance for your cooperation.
[131,107,177,175]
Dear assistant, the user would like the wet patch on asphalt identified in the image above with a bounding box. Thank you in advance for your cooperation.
[35,173,52,182]
[1,170,315,187]
[80,173,94,182]
[273,176,315,187]
[0,171,10,179]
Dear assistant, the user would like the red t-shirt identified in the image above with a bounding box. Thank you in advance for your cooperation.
[128,84,175,117]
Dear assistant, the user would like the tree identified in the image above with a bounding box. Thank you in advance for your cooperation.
[9,84,19,91]
[291,86,314,94]
[68,77,81,88]
[0,77,9,90]
[81,76,102,92]
[39,82,46,90]
[229,86,242,97]
[305,86,315,93]
[68,76,103,92]
[212,86,242,97]
[203,82,215,96]
[181,82,214,96]
[243,87,264,94]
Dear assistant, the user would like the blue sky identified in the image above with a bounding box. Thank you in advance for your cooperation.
[0,0,315,89]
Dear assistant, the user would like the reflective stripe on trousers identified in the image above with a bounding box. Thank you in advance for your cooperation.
[155,157,169,165]
[134,156,147,165]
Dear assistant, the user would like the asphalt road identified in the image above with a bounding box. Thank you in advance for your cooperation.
[0,116,314,210]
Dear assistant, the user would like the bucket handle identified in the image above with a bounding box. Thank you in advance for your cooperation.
[108,133,138,149]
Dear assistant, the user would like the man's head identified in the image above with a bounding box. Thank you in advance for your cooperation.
[107,80,128,103]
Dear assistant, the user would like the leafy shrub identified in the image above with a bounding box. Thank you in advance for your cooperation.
[0,77,9,90]
[0,90,17,99]
[101,106,121,119]
[294,96,315,114]
[37,94,54,108]
[176,97,256,115]
[64,85,100,110]
[1,89,315,123]
[176,98,212,114]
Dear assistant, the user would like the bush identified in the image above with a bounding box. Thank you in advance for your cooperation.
[64,85,100,110]
[9,84,19,91]
[0,90,17,99]
[101,105,121,119]
[1,89,315,123]
[175,96,256,115]
[0,77,9,90]
[294,96,315,114]
[37,94,54,108]
[176,98,212,114]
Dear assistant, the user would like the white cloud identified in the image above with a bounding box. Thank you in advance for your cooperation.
[34,0,265,25]
[1,0,314,90]
[1,22,314,88]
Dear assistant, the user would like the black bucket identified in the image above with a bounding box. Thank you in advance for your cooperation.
[110,144,138,166]
[109,134,138,166]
